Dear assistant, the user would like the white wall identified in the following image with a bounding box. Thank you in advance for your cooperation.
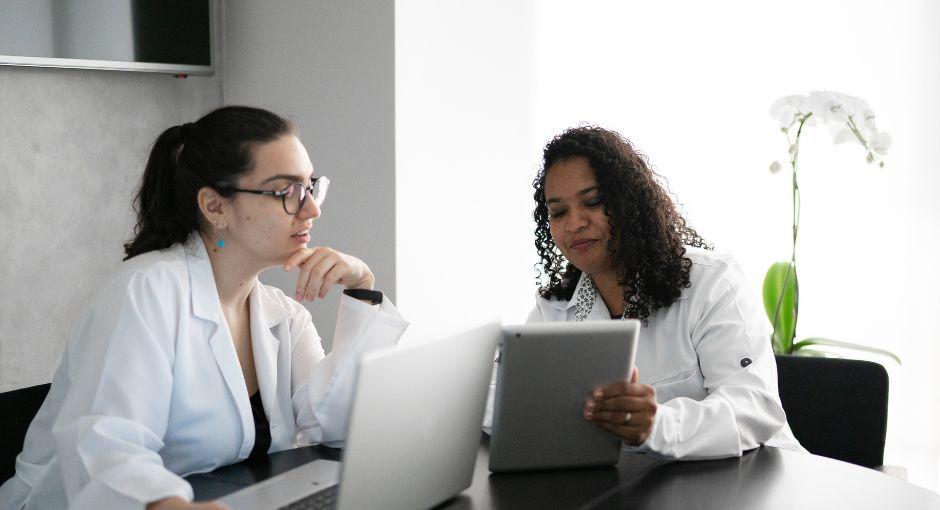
[224,0,396,350]
[396,0,542,342]
[398,0,940,491]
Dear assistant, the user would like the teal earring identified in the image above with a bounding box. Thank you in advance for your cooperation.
[214,223,225,251]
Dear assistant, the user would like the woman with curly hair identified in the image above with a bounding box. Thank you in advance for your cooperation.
[527,126,802,459]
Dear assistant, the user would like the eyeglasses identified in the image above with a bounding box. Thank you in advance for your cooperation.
[228,176,330,215]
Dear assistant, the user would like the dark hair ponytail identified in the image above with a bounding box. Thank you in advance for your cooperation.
[124,106,294,260]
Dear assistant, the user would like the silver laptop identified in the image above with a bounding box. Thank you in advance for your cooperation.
[219,322,502,510]
[489,320,640,472]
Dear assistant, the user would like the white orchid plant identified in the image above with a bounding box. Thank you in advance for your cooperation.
[762,90,900,362]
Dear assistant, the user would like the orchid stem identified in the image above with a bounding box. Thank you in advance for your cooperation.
[773,113,810,352]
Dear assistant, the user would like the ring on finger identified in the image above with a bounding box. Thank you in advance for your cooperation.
[623,412,632,424]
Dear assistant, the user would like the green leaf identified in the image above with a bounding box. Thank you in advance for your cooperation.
[792,337,901,365]
[763,262,797,354]
[791,348,828,357]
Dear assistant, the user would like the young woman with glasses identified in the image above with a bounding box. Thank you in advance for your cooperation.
[484,126,803,459]
[0,106,407,510]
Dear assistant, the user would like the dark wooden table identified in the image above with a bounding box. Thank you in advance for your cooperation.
[189,438,940,509]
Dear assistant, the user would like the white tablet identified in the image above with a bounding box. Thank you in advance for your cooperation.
[488,320,640,473]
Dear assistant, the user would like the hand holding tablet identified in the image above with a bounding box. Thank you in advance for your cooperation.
[584,367,658,446]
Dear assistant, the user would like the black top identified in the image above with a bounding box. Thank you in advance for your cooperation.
[248,391,271,459]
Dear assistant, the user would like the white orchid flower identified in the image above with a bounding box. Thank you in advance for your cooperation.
[870,132,892,155]
[770,91,890,163]
[830,125,855,145]
[769,161,783,173]
[837,92,865,118]
[860,107,878,132]
[769,94,809,129]
[807,90,849,124]
[813,91,869,126]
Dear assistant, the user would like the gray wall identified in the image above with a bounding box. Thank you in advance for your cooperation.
[0,16,224,392]
[224,0,396,350]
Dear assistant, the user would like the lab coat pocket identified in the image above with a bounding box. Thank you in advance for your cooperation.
[650,368,701,403]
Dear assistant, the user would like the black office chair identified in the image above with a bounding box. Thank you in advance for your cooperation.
[0,383,51,482]
[774,355,890,471]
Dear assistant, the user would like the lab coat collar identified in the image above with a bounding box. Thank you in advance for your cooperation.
[247,282,290,363]
[546,272,611,320]
[183,233,291,329]
[250,282,292,330]
[545,271,591,311]
[184,234,223,324]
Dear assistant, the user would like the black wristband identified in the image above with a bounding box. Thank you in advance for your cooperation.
[343,288,383,305]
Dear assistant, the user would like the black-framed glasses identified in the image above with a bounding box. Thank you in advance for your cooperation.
[228,176,330,215]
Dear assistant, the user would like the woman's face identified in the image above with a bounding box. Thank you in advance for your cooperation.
[222,134,320,267]
[544,156,613,277]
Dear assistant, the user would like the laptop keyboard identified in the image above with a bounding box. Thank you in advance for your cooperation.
[278,485,339,510]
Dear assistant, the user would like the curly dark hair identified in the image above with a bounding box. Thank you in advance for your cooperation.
[533,126,712,321]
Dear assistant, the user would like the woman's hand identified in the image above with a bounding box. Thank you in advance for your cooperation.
[147,496,229,510]
[584,367,657,446]
[283,247,375,302]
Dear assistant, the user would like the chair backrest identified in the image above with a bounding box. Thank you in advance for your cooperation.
[0,383,51,482]
[775,355,888,468]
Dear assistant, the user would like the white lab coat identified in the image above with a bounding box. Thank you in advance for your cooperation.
[483,247,804,460]
[0,235,408,509]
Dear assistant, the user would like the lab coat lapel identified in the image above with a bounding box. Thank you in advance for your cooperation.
[248,283,290,434]
[562,272,610,321]
[587,300,611,320]
[185,235,255,457]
